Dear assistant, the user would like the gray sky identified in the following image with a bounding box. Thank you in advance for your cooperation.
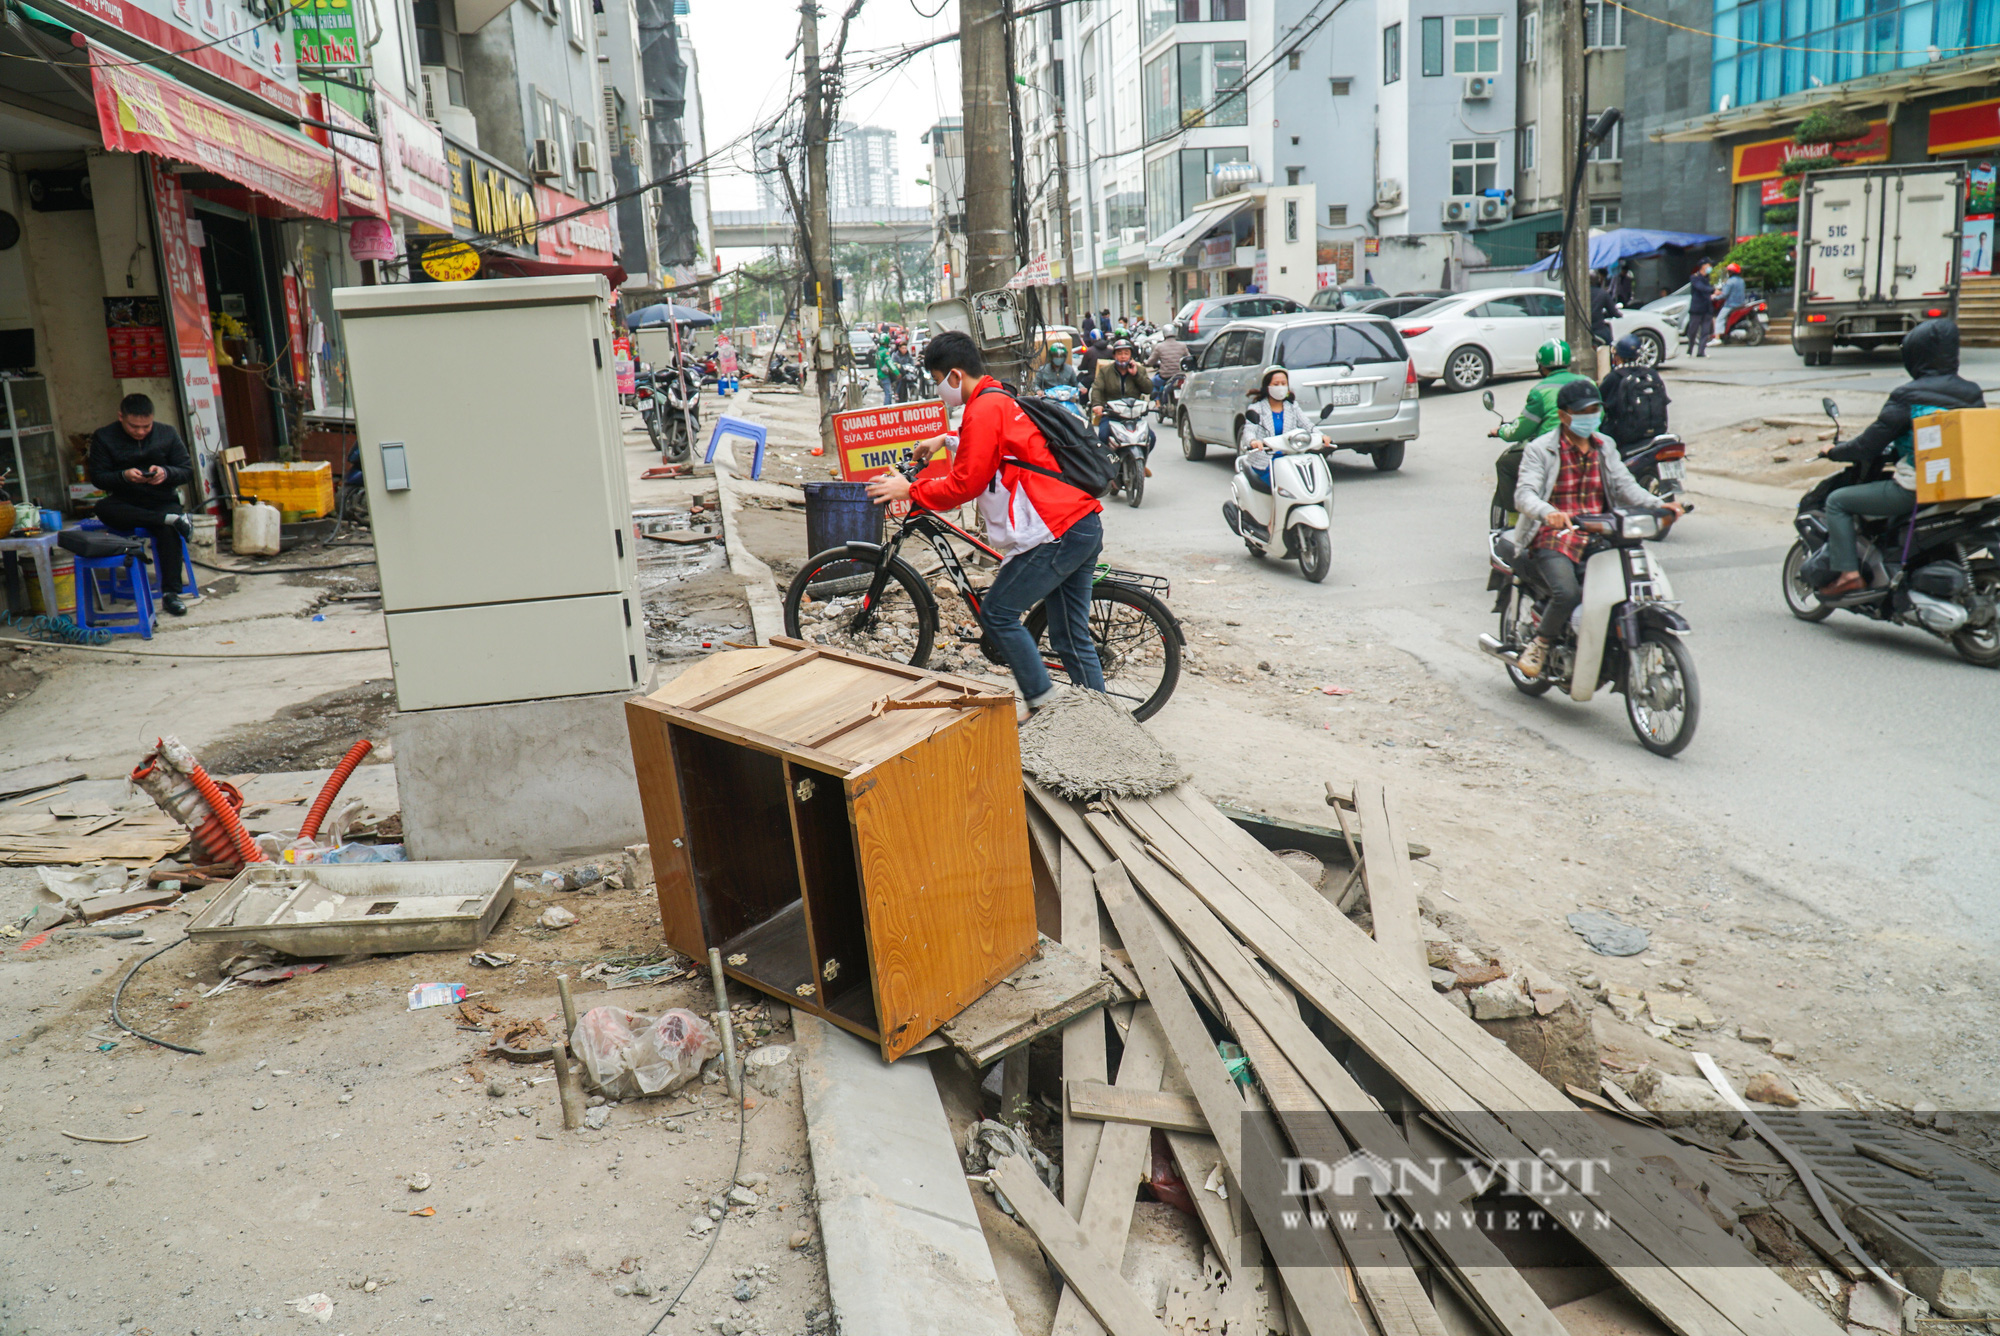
[686,0,960,223]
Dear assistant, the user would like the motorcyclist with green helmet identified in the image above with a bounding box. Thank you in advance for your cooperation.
[1490,339,1591,443]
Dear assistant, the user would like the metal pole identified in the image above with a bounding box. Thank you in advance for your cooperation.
[1560,0,1593,357]
[707,947,741,1102]
[1054,94,1076,326]
[803,1,841,457]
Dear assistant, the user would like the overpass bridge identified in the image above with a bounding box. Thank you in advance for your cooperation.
[711,206,932,248]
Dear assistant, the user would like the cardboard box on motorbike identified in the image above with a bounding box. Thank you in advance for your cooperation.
[1914,408,2000,503]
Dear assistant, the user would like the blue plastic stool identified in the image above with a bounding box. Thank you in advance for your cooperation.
[704,416,768,480]
[74,550,154,639]
[79,517,199,602]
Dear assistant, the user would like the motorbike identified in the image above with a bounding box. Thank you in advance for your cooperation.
[1480,507,1700,756]
[1222,403,1336,582]
[767,354,805,387]
[641,361,700,462]
[1039,382,1088,423]
[1781,397,2000,666]
[1717,298,1770,346]
[1100,396,1154,509]
[1481,390,1687,524]
[893,354,924,404]
[1155,371,1186,415]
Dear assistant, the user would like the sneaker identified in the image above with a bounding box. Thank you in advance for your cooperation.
[1143,466,1153,477]
[1817,570,1866,598]
[163,594,187,616]
[1516,640,1546,679]
[166,513,193,539]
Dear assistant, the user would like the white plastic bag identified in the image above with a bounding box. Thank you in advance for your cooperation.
[571,1006,721,1099]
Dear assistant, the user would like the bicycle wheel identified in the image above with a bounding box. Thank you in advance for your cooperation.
[1027,581,1181,721]
[783,545,939,666]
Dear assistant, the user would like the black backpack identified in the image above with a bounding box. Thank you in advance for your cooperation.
[1612,366,1669,440]
[976,386,1116,499]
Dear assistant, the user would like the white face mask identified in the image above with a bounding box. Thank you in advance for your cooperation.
[1268,384,1291,402]
[938,371,966,408]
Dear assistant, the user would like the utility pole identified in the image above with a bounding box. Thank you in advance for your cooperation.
[1560,0,1592,358]
[961,0,1017,296]
[802,1,842,455]
[1053,93,1076,326]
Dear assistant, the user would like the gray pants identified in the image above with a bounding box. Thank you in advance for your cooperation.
[1826,479,1914,574]
[1531,549,1585,641]
[1686,307,1714,355]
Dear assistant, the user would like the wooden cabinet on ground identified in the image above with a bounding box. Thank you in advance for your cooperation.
[626,639,1037,1060]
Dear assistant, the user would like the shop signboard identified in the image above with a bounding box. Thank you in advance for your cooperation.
[613,334,635,394]
[831,400,951,499]
[376,89,453,232]
[103,296,171,378]
[1198,235,1233,270]
[293,0,360,70]
[282,274,308,385]
[533,185,618,269]
[443,138,538,254]
[1929,99,2000,155]
[1730,121,1890,182]
[419,240,482,282]
[147,158,225,497]
[42,0,302,116]
[305,93,386,220]
[92,44,337,219]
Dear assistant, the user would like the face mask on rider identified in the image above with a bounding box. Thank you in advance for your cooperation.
[1268,383,1291,402]
[938,370,966,408]
[1567,412,1603,437]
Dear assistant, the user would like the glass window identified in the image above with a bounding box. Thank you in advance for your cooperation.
[1230,331,1266,365]
[1144,50,1177,139]
[1176,42,1247,127]
[1520,122,1537,169]
[1383,22,1401,82]
[1178,0,1244,17]
[1421,16,1444,74]
[1584,0,1624,46]
[1146,154,1181,237]
[1210,330,1246,365]
[564,0,586,45]
[1522,292,1566,317]
[1451,16,1502,72]
[1475,297,1533,318]
[1142,0,1173,44]
[1520,9,1538,61]
[1279,321,1406,366]
[1450,139,1499,194]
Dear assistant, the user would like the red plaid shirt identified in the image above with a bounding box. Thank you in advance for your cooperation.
[1533,433,1605,562]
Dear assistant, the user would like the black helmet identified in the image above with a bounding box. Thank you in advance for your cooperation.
[1613,335,1642,364]
[1556,380,1603,413]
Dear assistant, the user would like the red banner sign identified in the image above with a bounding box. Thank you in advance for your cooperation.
[832,401,951,484]
[148,157,225,494]
[534,184,618,270]
[93,43,336,219]
[1929,98,2000,155]
[51,0,302,116]
[1732,121,1890,182]
[305,93,387,219]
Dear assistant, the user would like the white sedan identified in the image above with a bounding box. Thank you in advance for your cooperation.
[1394,286,1677,392]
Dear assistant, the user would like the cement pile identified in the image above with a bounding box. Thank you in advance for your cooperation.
[1018,689,1187,799]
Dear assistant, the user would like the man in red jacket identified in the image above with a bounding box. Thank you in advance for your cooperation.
[865,330,1106,710]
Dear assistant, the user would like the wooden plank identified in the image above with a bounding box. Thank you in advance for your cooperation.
[1066,1080,1206,1134]
[1051,1007,1170,1336]
[1026,782,1114,869]
[1352,780,1426,983]
[1163,1131,1239,1280]
[629,695,858,775]
[1060,840,1107,1216]
[1104,796,1840,1336]
[800,675,944,747]
[1093,862,1370,1336]
[988,1156,1175,1336]
[675,646,821,710]
[940,934,1115,1066]
[847,702,1036,1060]
[1771,1201,1869,1283]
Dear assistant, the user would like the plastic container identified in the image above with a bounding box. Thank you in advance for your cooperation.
[237,461,334,518]
[232,501,282,556]
[803,480,885,557]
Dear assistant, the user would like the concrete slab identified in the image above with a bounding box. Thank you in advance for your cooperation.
[794,1012,1019,1336]
[389,689,646,861]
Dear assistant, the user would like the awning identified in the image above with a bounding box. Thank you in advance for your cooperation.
[484,253,629,286]
[1523,228,1725,273]
[1147,195,1257,266]
[88,40,336,219]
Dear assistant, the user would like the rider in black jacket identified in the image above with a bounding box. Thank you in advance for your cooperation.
[1815,318,1985,597]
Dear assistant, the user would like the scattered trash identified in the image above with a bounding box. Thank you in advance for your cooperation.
[407,982,468,1011]
[409,1206,435,1217]
[59,1130,147,1145]
[1565,910,1651,957]
[489,1017,556,1064]
[1319,685,1351,695]
[570,1006,721,1099]
[583,1105,610,1130]
[290,1293,334,1323]
[470,951,518,967]
[963,1119,1059,1213]
[538,905,578,929]
[407,1172,431,1192]
[236,962,325,985]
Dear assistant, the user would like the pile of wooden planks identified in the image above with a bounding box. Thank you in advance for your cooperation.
[1002,779,1847,1336]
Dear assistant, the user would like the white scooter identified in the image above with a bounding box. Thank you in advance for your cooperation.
[1221,403,1336,582]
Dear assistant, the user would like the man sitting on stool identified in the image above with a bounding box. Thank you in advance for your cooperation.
[87,393,194,616]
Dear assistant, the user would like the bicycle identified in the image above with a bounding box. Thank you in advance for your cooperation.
[781,463,1183,720]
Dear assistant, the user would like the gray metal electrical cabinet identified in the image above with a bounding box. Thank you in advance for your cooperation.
[334,275,644,711]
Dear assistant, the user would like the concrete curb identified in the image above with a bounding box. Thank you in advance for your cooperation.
[1683,469,1798,512]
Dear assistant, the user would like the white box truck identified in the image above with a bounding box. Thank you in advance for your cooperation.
[1793,162,1966,365]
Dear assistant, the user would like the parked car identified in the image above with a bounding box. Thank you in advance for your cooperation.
[1641,285,1694,336]
[1029,324,1085,368]
[848,327,877,366]
[1173,313,1419,471]
[1306,283,1390,312]
[1171,294,1307,359]
[1394,286,1676,392]
[1355,292,1453,319]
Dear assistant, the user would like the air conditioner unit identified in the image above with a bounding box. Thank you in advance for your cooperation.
[575,139,600,174]
[1463,74,1497,100]
[641,98,658,120]
[1441,196,1480,224]
[603,87,620,135]
[1475,195,1510,222]
[531,138,562,179]
[1375,178,1404,209]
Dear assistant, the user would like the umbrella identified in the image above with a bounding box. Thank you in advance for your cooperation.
[1524,227,1725,273]
[625,302,718,329]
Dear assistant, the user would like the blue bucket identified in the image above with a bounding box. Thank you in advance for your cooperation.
[803,481,885,558]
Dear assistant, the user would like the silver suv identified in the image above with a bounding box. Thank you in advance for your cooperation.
[1174,314,1419,472]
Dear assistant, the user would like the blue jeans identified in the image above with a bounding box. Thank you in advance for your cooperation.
[878,376,897,405]
[979,513,1106,705]
[1825,479,1914,574]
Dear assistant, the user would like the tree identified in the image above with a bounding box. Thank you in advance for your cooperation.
[1721,233,1796,291]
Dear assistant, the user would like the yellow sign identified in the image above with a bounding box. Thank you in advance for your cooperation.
[420,240,481,283]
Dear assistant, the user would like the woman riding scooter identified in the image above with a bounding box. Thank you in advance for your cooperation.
[1240,366,1300,455]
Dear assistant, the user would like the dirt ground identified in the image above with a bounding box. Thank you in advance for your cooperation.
[0,849,832,1336]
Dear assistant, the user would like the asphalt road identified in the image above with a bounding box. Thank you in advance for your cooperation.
[1099,340,2000,947]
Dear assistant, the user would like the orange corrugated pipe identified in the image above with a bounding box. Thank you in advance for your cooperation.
[299,739,374,843]
[184,758,265,864]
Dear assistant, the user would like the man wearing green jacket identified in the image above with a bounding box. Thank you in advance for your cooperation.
[1489,339,1589,526]
[873,336,899,405]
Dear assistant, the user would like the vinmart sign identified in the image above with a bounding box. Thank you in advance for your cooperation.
[1730,121,1890,183]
